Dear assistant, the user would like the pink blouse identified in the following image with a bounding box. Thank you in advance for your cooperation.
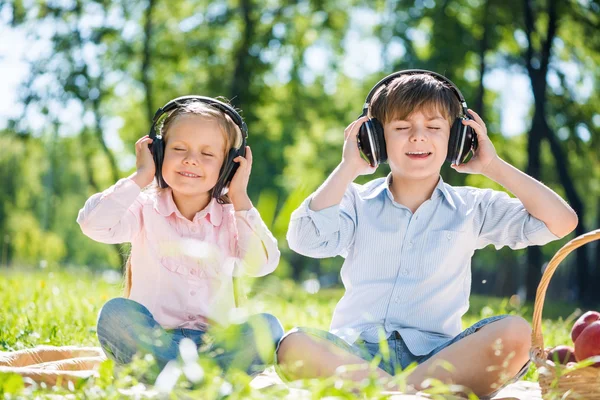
[77,178,280,329]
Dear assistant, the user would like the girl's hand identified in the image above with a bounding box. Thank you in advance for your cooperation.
[228,146,253,211]
[131,135,156,188]
[340,116,377,178]
[450,109,499,175]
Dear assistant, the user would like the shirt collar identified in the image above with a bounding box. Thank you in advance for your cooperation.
[154,189,223,226]
[360,174,456,209]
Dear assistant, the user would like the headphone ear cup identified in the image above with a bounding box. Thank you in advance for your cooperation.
[447,118,463,165]
[151,137,167,188]
[213,148,240,200]
[447,117,476,165]
[371,118,387,163]
[223,148,240,185]
[358,118,386,166]
[358,120,375,166]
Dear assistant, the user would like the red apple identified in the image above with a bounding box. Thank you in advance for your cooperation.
[547,345,577,364]
[574,321,600,367]
[571,311,600,343]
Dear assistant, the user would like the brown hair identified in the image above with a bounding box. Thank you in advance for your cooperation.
[123,100,242,297]
[368,73,462,126]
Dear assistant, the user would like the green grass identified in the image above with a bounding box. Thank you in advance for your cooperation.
[0,267,585,398]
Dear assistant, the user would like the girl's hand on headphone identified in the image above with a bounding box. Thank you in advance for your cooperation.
[229,146,253,211]
[341,116,377,178]
[450,109,499,175]
[131,135,156,188]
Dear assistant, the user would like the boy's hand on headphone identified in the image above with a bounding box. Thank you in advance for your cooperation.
[450,109,499,176]
[131,135,156,188]
[341,116,377,178]
[229,146,253,211]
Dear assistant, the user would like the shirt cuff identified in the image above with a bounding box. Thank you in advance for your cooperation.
[291,195,341,237]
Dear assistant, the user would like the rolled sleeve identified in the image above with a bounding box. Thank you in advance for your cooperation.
[234,207,280,277]
[523,216,561,246]
[292,195,342,237]
[475,190,561,250]
[76,178,143,244]
[286,189,357,258]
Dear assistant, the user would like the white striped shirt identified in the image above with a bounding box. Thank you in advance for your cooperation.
[287,175,559,355]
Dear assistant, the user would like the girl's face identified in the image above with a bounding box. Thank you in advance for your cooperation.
[383,108,451,180]
[161,114,227,200]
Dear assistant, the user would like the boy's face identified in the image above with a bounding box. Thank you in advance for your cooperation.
[383,108,450,180]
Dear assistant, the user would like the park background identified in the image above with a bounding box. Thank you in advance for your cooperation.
[0,0,599,397]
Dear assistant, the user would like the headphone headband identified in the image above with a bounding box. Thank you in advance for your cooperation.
[361,69,468,117]
[151,95,248,140]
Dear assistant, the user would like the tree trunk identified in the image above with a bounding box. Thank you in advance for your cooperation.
[141,0,155,122]
[229,0,255,108]
[475,0,490,119]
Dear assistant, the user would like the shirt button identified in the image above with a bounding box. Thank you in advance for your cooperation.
[402,269,409,276]
[190,270,196,276]
[446,233,452,240]
[188,315,195,320]
[407,241,413,247]
[415,216,419,220]
[190,290,196,296]
[191,226,198,233]
[395,297,400,303]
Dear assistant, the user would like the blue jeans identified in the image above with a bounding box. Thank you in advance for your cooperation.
[97,298,284,376]
[276,315,528,398]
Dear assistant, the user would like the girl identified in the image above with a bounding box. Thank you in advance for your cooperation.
[77,97,283,375]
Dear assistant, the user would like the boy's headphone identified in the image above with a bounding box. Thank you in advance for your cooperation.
[148,95,248,201]
[357,69,478,167]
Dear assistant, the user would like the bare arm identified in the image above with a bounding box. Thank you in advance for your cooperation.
[310,116,376,211]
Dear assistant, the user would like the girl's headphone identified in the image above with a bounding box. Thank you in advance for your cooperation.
[357,69,478,167]
[148,96,248,201]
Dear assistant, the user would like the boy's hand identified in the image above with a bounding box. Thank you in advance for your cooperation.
[132,135,156,188]
[450,109,499,176]
[341,116,377,178]
[229,146,253,211]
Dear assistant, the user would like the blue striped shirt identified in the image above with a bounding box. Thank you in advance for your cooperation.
[287,175,559,355]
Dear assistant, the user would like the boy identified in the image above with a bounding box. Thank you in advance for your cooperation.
[276,71,577,398]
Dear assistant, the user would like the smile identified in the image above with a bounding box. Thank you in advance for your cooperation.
[178,171,200,178]
[406,151,432,158]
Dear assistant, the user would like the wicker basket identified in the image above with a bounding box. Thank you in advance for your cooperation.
[531,229,600,399]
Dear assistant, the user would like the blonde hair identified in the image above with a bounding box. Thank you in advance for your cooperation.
[124,99,242,297]
[369,73,461,126]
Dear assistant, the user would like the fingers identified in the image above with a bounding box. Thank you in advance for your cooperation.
[344,116,368,140]
[233,146,252,170]
[344,121,357,140]
[467,109,485,127]
[450,163,467,173]
[135,135,153,153]
[462,118,488,139]
[245,146,252,165]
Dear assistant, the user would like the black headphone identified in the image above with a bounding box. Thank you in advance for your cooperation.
[357,69,478,167]
[148,95,248,202]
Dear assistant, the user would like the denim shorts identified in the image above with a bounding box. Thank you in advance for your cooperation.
[275,315,529,398]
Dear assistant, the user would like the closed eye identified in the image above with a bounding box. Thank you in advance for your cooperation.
[202,152,214,157]
[173,147,186,151]
[428,127,441,130]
